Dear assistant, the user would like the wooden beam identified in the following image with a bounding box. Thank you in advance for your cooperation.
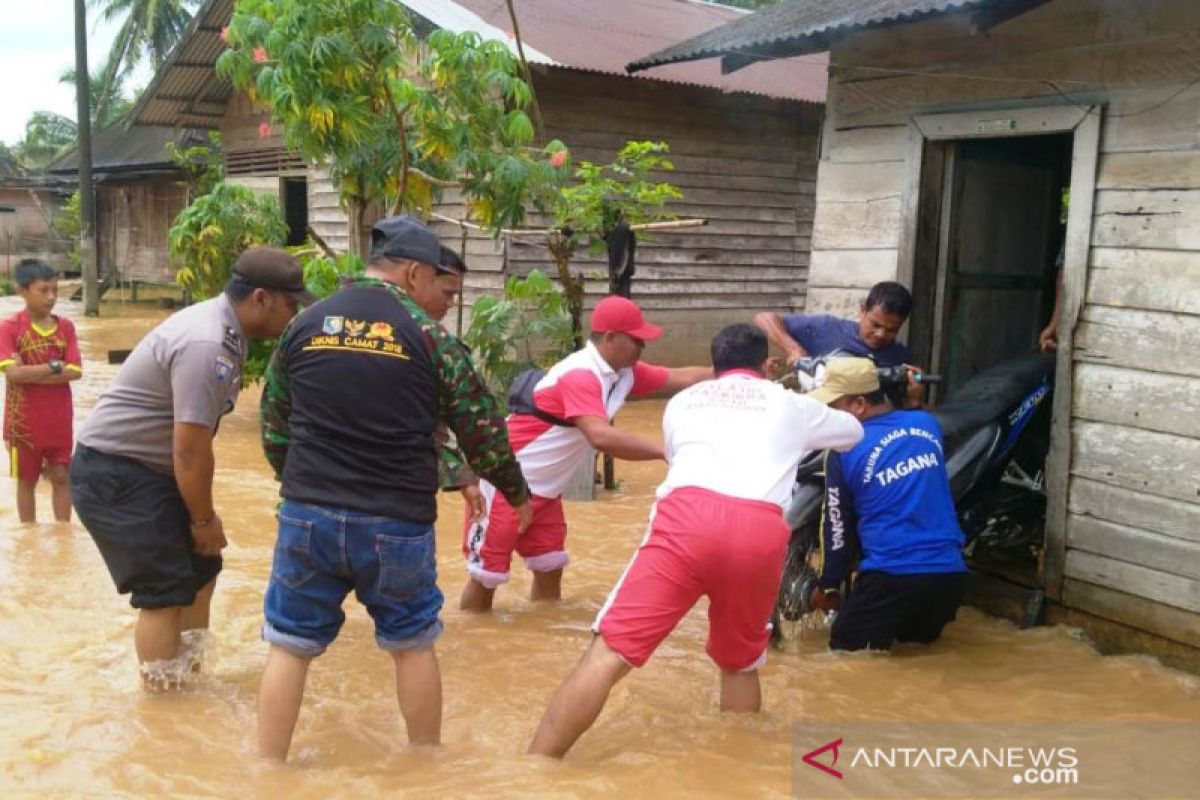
[1060,578,1200,651]
[1065,550,1200,615]
[1070,477,1200,545]
[894,119,926,291]
[913,105,1089,141]
[1068,515,1200,580]
[1044,105,1101,602]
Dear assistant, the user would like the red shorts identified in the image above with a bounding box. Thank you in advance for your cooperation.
[462,481,568,588]
[594,486,789,672]
[8,439,72,483]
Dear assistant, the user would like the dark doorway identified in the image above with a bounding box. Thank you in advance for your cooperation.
[908,134,1071,398]
[908,133,1073,590]
[281,177,308,246]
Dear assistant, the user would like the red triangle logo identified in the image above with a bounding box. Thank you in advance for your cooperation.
[802,737,844,779]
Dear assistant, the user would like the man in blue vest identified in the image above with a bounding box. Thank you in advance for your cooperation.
[808,358,967,651]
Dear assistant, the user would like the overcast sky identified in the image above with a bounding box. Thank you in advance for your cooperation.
[0,2,154,146]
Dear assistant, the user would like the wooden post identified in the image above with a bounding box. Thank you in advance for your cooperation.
[1042,107,1101,603]
[74,0,99,316]
[457,224,467,337]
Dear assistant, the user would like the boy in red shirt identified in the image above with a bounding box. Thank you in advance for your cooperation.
[1,259,82,522]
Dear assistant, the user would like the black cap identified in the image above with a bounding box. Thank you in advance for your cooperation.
[232,246,316,306]
[369,215,442,268]
[438,244,468,275]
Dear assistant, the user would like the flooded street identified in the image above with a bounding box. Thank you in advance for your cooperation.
[3,294,1200,798]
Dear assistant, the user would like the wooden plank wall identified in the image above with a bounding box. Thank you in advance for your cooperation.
[97,177,188,283]
[289,69,822,362]
[819,0,1200,648]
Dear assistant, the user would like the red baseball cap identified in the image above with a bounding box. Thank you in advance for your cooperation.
[589,296,663,341]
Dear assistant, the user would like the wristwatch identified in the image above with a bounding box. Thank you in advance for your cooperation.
[47,359,64,374]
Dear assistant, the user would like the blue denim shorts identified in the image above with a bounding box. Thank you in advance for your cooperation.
[263,500,444,658]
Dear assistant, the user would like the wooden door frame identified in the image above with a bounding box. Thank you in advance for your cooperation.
[895,103,1102,602]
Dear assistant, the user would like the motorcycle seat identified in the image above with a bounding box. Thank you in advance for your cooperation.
[944,422,999,497]
[795,451,823,481]
[933,353,1053,449]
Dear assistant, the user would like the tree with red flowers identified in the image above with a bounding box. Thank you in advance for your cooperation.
[217,0,568,257]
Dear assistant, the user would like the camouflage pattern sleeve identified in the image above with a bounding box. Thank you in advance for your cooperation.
[259,324,294,481]
[436,424,477,490]
[397,294,529,506]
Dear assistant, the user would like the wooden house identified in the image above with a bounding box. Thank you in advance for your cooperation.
[0,160,72,275]
[128,0,829,362]
[633,0,1200,669]
[47,124,209,286]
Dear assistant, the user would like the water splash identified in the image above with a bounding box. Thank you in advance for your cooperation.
[138,629,211,692]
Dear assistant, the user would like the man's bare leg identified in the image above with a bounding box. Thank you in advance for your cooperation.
[180,577,217,632]
[46,464,71,523]
[459,578,495,612]
[391,647,441,745]
[15,478,36,523]
[135,606,183,663]
[257,645,312,762]
[528,637,631,758]
[719,668,762,713]
[531,568,563,602]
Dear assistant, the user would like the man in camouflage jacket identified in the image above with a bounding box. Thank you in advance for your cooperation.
[255,215,531,763]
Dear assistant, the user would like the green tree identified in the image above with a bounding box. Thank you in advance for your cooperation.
[59,61,136,129]
[90,0,199,124]
[217,0,568,256]
[56,192,83,270]
[463,269,574,403]
[165,131,224,199]
[547,141,683,346]
[168,181,288,299]
[16,112,79,169]
[16,60,134,170]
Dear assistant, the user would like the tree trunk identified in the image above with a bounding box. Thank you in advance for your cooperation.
[348,197,368,259]
[548,229,583,350]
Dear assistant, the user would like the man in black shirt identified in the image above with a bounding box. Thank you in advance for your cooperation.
[256,215,531,762]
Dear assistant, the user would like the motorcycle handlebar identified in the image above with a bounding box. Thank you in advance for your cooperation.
[795,358,943,386]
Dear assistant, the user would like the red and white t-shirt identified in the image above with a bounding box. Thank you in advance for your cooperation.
[658,370,864,509]
[506,342,668,498]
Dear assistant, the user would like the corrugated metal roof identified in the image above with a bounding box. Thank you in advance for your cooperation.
[627,0,1045,73]
[130,0,235,128]
[133,0,825,129]
[442,0,827,102]
[47,123,210,174]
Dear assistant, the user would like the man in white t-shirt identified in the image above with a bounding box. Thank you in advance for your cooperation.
[460,295,712,612]
[528,324,864,758]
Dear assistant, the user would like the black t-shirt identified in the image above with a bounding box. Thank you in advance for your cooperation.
[277,284,441,521]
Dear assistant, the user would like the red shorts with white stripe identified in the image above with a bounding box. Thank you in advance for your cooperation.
[462,482,568,588]
[593,486,790,672]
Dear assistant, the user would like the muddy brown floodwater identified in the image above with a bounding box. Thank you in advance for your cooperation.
[2,294,1199,798]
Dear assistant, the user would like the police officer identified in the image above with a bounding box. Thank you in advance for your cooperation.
[71,247,309,687]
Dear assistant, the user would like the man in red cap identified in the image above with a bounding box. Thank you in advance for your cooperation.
[460,295,712,612]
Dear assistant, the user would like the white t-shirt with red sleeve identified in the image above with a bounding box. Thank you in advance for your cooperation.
[658,370,864,509]
[505,341,668,499]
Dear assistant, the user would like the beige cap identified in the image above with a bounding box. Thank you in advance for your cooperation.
[808,357,881,404]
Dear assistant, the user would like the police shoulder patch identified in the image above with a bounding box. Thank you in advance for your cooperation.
[215,355,235,382]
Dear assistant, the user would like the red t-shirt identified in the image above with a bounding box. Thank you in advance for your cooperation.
[0,310,81,448]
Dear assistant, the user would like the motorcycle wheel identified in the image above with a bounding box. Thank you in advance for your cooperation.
[776,529,820,623]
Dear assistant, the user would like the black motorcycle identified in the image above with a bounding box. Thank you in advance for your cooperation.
[772,351,1055,639]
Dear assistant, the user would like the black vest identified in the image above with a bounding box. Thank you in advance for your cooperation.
[279,284,440,521]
